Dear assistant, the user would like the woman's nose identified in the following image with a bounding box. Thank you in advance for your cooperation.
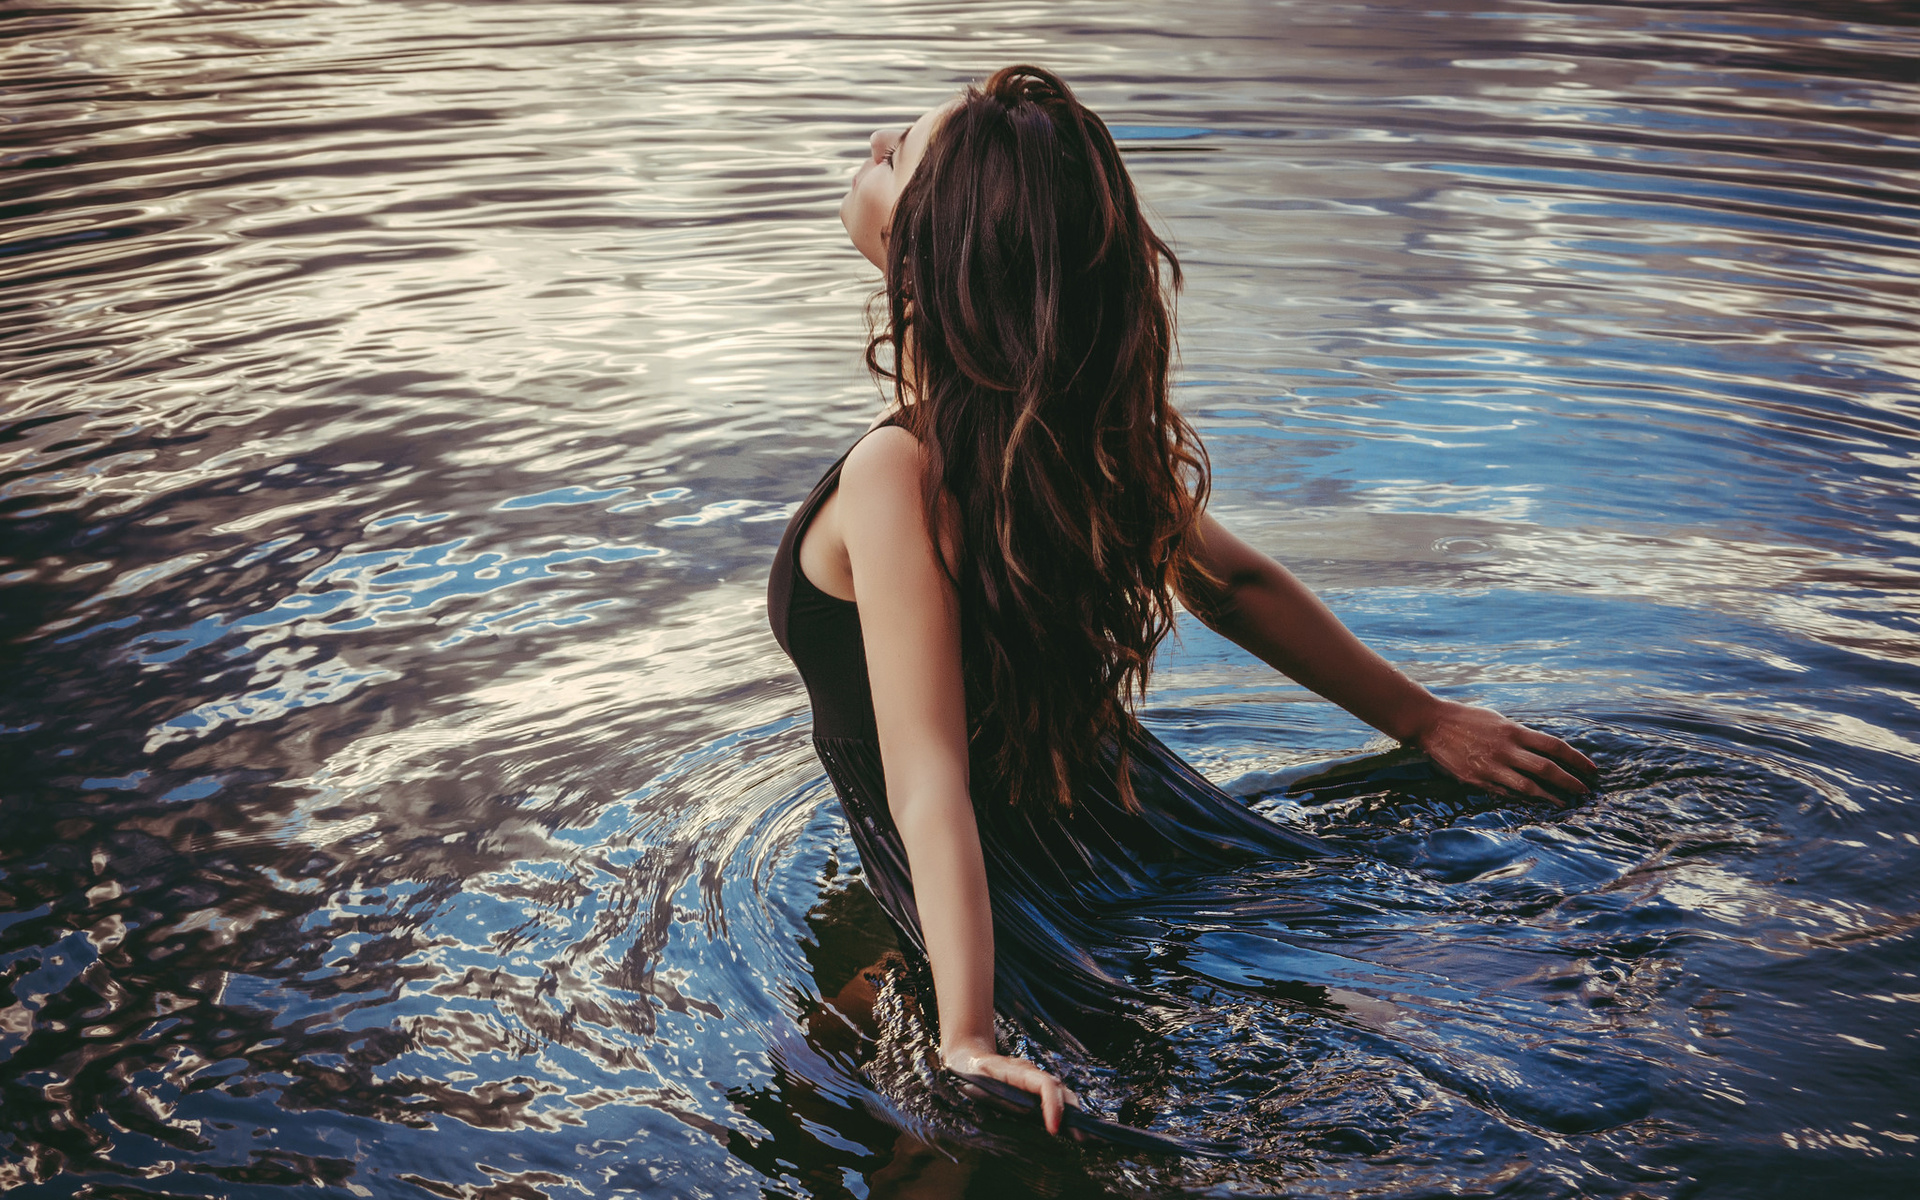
[868,128,894,163]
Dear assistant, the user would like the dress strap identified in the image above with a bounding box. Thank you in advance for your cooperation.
[767,410,909,652]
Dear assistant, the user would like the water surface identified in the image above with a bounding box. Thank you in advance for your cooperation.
[3,0,1918,1195]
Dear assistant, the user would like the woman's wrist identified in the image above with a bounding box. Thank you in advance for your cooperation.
[940,1034,996,1068]
[1380,686,1449,747]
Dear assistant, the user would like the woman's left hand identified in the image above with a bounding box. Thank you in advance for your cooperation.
[1410,700,1598,806]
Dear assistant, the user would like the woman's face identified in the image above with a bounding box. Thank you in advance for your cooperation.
[840,100,953,271]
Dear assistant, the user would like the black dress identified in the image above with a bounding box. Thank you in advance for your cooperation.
[767,422,1329,1055]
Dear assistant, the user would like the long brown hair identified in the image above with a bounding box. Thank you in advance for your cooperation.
[868,65,1211,813]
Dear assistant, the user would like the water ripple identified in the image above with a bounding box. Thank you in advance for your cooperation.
[2,0,1917,1196]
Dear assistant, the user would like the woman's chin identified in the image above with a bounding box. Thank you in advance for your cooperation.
[837,210,867,261]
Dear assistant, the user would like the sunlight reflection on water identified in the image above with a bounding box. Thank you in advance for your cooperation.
[2,0,1917,1196]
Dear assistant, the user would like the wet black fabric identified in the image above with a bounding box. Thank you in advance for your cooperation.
[768,426,1329,1053]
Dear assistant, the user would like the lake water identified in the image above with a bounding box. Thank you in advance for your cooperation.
[3,0,1917,1196]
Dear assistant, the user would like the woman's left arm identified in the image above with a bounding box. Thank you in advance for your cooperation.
[1177,512,1598,803]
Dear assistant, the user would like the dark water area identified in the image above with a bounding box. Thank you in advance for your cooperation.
[2,0,1917,1195]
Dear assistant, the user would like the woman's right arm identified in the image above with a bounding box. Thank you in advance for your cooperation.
[837,426,1079,1135]
[1176,511,1596,801]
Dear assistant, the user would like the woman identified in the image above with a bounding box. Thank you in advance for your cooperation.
[768,65,1597,1140]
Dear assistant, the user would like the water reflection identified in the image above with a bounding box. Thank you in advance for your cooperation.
[3,0,1917,1195]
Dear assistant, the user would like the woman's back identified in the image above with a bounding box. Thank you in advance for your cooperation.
[768,416,1330,1057]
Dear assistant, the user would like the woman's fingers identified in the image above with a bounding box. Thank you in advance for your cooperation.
[974,1054,1077,1135]
[1514,750,1591,799]
[1420,702,1600,806]
[1518,727,1598,782]
[1489,765,1560,806]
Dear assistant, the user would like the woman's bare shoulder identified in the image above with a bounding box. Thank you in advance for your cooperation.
[841,423,924,498]
[840,424,961,568]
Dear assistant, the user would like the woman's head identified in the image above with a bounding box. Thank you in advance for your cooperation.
[839,101,950,270]
[852,66,1212,814]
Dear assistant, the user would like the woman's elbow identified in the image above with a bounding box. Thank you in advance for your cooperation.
[886,775,974,834]
[1179,566,1261,632]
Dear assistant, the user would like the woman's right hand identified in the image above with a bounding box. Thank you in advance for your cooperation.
[943,1039,1081,1135]
[1410,698,1598,805]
